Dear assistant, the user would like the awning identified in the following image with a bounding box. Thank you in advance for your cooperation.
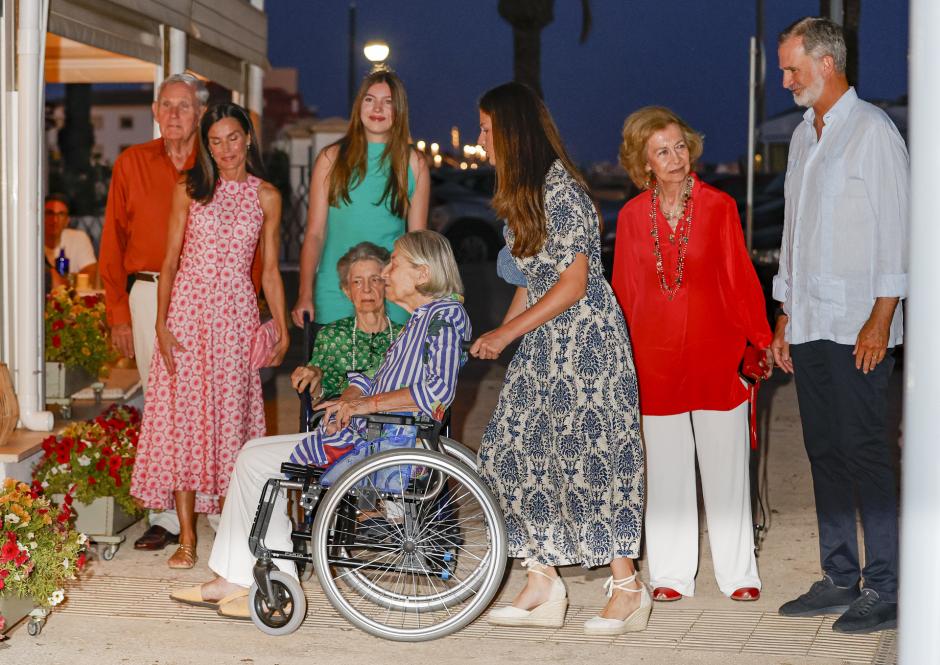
[48,0,268,87]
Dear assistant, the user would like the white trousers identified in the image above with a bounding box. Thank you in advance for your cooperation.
[128,278,158,392]
[129,277,182,533]
[643,400,760,597]
[208,433,304,587]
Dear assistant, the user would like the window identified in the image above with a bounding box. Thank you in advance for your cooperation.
[119,116,134,129]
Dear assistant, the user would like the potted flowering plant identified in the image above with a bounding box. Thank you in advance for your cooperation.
[33,405,143,547]
[44,286,116,399]
[0,478,86,638]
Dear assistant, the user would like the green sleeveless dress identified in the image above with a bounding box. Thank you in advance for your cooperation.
[315,142,414,324]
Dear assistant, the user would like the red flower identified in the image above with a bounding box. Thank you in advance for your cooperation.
[0,576,5,590]
[87,477,96,486]
[95,459,107,472]
[51,319,66,331]
[0,540,17,563]
[13,550,28,567]
[109,455,122,469]
[63,493,73,506]
[82,294,99,308]
[53,301,62,312]
[76,552,87,570]
[51,334,62,348]
[113,477,123,488]
[101,446,113,456]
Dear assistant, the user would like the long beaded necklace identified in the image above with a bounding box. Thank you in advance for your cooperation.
[650,175,695,300]
[350,314,393,371]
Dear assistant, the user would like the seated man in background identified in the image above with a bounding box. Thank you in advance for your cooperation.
[44,194,97,290]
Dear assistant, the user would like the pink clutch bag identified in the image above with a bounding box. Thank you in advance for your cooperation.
[249,319,280,370]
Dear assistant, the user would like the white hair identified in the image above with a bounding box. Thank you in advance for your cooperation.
[157,73,209,107]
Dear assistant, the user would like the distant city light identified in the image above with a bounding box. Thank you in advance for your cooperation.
[459,161,468,170]
[416,140,426,152]
[430,142,439,156]
[433,154,442,167]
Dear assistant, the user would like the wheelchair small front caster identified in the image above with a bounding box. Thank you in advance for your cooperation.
[249,570,307,636]
[27,617,44,636]
[102,543,119,561]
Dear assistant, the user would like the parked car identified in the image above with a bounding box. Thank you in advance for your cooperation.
[428,167,503,263]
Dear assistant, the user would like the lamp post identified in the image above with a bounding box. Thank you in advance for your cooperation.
[363,40,390,71]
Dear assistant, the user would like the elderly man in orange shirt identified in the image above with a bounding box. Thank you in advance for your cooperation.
[99,73,207,551]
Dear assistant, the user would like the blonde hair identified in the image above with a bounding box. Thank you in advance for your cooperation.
[394,231,463,299]
[619,106,704,190]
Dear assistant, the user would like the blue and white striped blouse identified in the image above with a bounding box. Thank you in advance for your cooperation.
[289,295,471,466]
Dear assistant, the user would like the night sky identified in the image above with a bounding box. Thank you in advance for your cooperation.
[266,1,909,166]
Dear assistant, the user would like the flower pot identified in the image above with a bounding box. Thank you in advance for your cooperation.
[52,495,139,537]
[45,362,95,400]
[0,595,35,636]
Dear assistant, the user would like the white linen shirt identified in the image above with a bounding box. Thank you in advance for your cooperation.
[773,87,909,347]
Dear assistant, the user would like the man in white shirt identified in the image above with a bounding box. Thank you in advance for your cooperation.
[44,194,97,289]
[771,17,907,635]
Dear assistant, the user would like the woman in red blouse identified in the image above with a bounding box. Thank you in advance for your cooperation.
[612,107,772,603]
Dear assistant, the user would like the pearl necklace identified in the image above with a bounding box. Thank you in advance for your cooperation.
[350,314,393,371]
[650,176,695,300]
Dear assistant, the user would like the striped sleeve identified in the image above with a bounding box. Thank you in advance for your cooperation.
[409,305,468,421]
[346,371,372,395]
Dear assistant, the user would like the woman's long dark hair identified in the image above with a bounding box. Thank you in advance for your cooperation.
[187,102,266,204]
[479,82,587,258]
[328,70,413,219]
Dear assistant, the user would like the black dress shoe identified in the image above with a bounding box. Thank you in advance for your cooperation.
[832,589,897,634]
[779,575,860,617]
[134,525,180,551]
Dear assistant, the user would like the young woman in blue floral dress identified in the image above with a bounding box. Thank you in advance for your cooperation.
[471,82,649,635]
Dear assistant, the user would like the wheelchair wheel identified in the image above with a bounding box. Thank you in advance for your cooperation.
[311,448,506,642]
[438,436,477,470]
[249,570,307,636]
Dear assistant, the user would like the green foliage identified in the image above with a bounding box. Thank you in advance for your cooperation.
[44,286,116,377]
[33,405,144,518]
[0,479,86,611]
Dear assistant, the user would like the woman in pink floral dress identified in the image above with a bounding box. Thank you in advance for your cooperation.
[131,103,289,569]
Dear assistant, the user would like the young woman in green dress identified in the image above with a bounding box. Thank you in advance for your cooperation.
[292,70,428,328]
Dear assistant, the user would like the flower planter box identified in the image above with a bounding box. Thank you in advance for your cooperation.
[45,362,95,400]
[52,495,139,537]
[0,595,35,636]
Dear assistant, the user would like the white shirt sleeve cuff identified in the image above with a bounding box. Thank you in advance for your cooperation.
[772,274,789,302]
[875,273,908,298]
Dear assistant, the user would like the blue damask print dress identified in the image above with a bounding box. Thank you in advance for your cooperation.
[478,160,644,568]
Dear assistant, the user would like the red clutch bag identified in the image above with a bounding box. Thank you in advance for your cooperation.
[740,345,768,384]
[740,345,768,451]
[249,319,280,370]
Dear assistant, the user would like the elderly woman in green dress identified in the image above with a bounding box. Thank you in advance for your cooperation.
[291,242,402,401]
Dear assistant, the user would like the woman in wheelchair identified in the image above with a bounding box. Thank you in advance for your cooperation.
[170,230,470,619]
[289,241,403,402]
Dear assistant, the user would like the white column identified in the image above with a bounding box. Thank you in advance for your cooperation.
[154,25,187,138]
[13,0,53,430]
[899,0,940,662]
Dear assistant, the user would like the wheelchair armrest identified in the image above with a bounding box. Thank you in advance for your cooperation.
[280,461,324,481]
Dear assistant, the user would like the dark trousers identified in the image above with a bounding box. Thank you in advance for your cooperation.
[790,340,899,602]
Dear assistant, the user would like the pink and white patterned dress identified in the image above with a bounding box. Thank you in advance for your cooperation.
[131,175,267,514]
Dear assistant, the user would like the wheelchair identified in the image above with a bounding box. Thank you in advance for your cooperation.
[245,321,507,642]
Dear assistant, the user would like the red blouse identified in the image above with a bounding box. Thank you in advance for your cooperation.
[611,176,771,416]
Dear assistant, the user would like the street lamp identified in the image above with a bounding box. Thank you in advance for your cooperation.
[363,40,390,71]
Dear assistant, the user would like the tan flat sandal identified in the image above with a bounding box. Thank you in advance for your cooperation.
[167,543,197,569]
